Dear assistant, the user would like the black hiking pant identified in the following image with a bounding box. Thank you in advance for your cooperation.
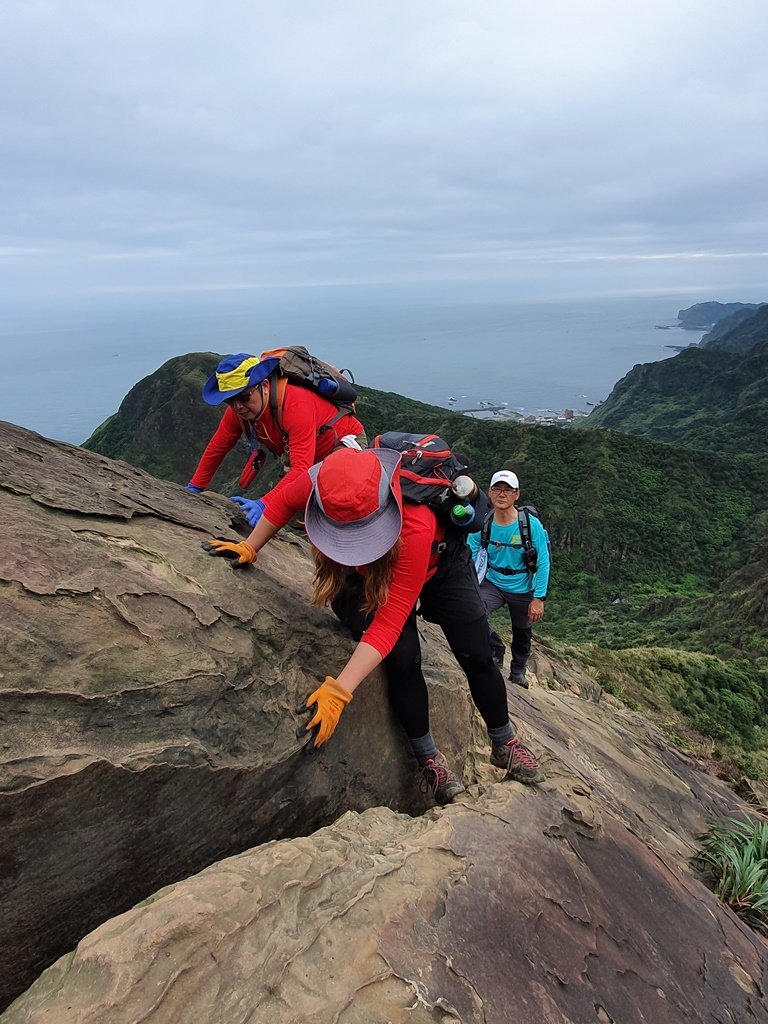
[331,540,510,739]
[479,579,534,678]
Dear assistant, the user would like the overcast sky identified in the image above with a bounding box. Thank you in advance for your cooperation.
[1,0,767,303]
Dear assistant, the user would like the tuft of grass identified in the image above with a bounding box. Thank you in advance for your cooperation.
[693,816,768,933]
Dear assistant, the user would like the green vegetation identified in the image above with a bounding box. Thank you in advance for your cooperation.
[567,644,768,760]
[578,308,768,453]
[700,304,767,349]
[83,351,768,779]
[693,817,768,933]
[84,353,768,662]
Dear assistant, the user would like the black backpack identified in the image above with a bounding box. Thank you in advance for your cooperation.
[372,432,480,530]
[479,504,551,574]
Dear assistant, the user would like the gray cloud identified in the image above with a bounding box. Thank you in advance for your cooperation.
[1,0,767,299]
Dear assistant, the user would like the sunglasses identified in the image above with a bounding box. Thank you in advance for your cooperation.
[490,484,518,492]
[227,386,259,406]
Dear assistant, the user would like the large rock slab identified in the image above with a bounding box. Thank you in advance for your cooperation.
[4,776,767,1024]
[7,613,763,1021]
[0,421,475,1009]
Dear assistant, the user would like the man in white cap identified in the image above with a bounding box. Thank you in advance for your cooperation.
[467,470,550,687]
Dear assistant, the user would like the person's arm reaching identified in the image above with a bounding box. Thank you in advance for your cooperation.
[203,470,312,566]
[304,509,437,747]
[188,406,243,490]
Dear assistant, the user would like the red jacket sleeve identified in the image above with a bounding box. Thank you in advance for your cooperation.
[189,406,244,489]
[263,469,313,528]
[361,506,439,658]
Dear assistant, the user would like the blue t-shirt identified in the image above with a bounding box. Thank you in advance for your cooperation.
[467,512,550,598]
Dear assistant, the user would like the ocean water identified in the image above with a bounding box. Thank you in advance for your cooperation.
[0,290,702,444]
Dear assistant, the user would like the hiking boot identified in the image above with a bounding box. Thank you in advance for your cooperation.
[508,670,529,689]
[490,738,542,784]
[419,752,465,805]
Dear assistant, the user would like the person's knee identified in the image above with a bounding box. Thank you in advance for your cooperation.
[453,644,497,676]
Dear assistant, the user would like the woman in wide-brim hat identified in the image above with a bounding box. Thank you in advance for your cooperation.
[205,446,542,803]
[186,352,365,527]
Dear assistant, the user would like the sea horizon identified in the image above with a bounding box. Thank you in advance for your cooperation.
[0,288,717,444]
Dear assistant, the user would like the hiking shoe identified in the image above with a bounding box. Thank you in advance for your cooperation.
[508,670,529,689]
[419,752,465,805]
[490,738,541,784]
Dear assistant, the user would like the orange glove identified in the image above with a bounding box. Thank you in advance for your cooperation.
[202,538,257,568]
[305,677,353,747]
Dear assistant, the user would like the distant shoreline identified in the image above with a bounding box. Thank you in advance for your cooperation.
[457,406,592,427]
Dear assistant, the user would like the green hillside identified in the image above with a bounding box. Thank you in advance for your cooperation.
[701,303,768,353]
[578,326,768,454]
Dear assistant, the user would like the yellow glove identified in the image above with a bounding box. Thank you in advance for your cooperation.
[202,538,257,568]
[305,677,353,747]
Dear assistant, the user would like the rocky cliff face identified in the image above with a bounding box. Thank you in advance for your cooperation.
[5,663,768,1023]
[3,418,768,1023]
[0,420,475,1010]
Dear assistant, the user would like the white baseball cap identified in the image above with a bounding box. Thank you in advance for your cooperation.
[490,470,519,489]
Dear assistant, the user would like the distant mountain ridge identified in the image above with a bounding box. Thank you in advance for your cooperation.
[677,300,761,329]
[580,305,768,453]
[700,303,768,351]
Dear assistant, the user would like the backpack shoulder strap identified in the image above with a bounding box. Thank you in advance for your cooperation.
[268,372,289,436]
[480,510,494,549]
[517,506,533,551]
[317,408,351,435]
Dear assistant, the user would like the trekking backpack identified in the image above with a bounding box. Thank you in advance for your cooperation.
[372,432,479,530]
[259,345,358,437]
[477,504,551,581]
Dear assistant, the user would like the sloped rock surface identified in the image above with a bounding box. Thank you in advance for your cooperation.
[0,421,475,1009]
[5,770,767,1024]
[6,584,768,1022]
[5,418,768,1023]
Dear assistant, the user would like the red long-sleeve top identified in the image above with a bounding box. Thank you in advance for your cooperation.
[188,384,364,502]
[266,471,445,658]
